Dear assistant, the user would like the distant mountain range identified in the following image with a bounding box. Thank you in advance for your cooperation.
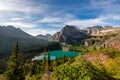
[0,25,48,57]
[0,25,32,38]
[36,34,52,40]
[53,25,120,47]
[1,25,120,58]
[83,25,113,35]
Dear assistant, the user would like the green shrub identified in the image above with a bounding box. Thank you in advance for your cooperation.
[51,57,115,80]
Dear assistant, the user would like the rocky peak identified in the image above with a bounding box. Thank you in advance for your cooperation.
[54,25,90,45]
[103,26,113,30]
[102,32,120,48]
[62,25,80,31]
[36,34,52,40]
[61,25,81,36]
[45,34,51,38]
[84,26,103,35]
[83,26,114,36]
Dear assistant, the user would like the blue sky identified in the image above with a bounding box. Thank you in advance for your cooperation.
[0,0,120,35]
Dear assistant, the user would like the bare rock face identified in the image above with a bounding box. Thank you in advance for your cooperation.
[54,32,62,41]
[103,26,113,30]
[84,26,103,35]
[53,25,118,47]
[83,26,113,36]
[84,38,101,46]
[102,33,120,49]
[94,27,120,50]
[54,25,90,45]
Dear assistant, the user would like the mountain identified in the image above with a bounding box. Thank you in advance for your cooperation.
[82,26,116,47]
[0,25,33,38]
[83,26,120,50]
[83,26,113,36]
[101,27,120,50]
[83,26,103,35]
[53,25,116,47]
[0,25,48,58]
[36,34,52,39]
[45,34,51,38]
[36,34,53,41]
[54,25,90,45]
[36,34,47,39]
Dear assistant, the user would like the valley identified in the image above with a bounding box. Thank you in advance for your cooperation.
[0,25,120,80]
[1,0,120,80]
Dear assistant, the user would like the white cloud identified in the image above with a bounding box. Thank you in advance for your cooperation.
[89,0,120,14]
[0,0,120,36]
[39,14,109,28]
[39,13,75,23]
[0,0,48,14]
[99,14,120,21]
[47,23,64,27]
[90,0,115,9]
[111,15,120,20]
[39,13,120,28]
[2,21,36,28]
[40,16,62,23]
[26,29,56,36]
[11,18,24,21]
[65,16,108,27]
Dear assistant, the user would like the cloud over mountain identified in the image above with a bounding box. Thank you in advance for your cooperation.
[0,0,120,35]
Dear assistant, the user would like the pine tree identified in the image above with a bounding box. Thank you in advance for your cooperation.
[5,41,25,80]
[47,52,50,80]
[42,50,47,74]
[48,52,50,72]
[63,54,66,63]
[54,56,58,80]
[45,52,50,80]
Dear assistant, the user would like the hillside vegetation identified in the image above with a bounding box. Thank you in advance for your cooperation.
[0,41,119,80]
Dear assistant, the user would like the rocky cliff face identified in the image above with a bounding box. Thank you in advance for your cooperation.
[83,26,113,36]
[84,38,101,47]
[53,25,120,48]
[90,27,120,50]
[102,33,120,49]
[54,25,90,45]
[84,26,103,35]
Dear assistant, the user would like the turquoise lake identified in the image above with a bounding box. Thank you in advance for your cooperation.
[32,50,82,61]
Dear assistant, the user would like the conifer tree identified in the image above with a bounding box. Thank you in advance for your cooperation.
[47,52,50,80]
[5,41,25,80]
[45,52,50,80]
[48,52,50,72]
[54,56,58,80]
[63,54,66,63]
[42,50,47,74]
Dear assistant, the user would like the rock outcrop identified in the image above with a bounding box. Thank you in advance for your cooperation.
[84,38,101,46]
[102,33,120,49]
[54,25,90,45]
[83,26,113,36]
[53,25,120,48]
[84,26,103,35]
